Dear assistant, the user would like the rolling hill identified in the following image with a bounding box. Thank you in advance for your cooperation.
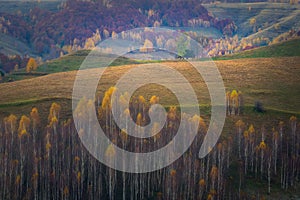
[2,37,300,83]
[36,50,146,74]
[0,57,299,119]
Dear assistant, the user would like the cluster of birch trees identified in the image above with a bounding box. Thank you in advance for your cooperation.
[233,116,300,197]
[0,87,299,199]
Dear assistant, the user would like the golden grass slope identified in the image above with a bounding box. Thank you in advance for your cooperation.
[0,57,299,114]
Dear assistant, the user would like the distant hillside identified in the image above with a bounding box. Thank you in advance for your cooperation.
[215,37,300,60]
[204,3,300,38]
[0,1,61,14]
[0,0,234,59]
[0,33,35,56]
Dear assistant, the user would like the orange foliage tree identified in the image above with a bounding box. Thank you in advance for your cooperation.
[26,57,38,73]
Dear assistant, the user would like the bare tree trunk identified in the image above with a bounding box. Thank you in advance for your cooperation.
[268,155,271,194]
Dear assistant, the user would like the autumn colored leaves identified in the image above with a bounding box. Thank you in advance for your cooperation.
[0,86,299,199]
[226,89,243,116]
[234,116,300,196]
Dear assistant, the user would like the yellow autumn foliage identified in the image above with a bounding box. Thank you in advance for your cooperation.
[150,95,159,105]
[105,144,116,158]
[18,129,27,138]
[170,169,176,177]
[259,140,267,150]
[18,115,30,134]
[199,179,205,187]
[46,142,51,152]
[102,87,116,110]
[77,172,81,182]
[136,113,143,126]
[48,102,61,122]
[26,58,38,73]
[30,107,40,127]
[5,114,17,132]
[248,124,255,134]
[15,175,21,185]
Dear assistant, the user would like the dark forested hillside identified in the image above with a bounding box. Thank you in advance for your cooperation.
[0,0,235,59]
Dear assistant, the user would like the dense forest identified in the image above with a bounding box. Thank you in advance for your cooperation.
[0,0,235,58]
[0,53,29,73]
[0,87,299,199]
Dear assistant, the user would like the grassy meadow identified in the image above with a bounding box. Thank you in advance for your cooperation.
[0,56,299,123]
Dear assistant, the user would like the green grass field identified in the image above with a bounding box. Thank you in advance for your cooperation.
[37,51,144,73]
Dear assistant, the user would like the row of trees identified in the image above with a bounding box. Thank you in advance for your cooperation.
[0,87,299,199]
